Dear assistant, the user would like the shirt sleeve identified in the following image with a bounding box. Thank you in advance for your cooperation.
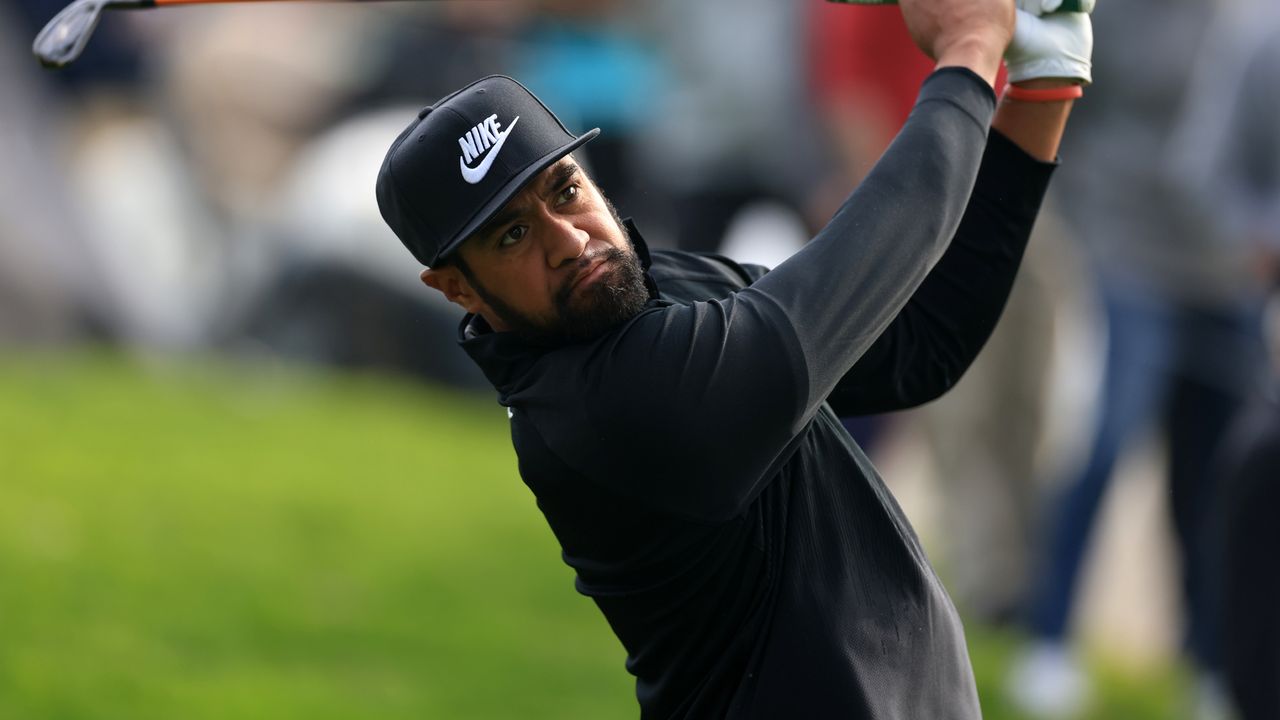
[826,129,1057,416]
[531,68,998,522]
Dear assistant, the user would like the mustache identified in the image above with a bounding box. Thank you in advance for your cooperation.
[556,247,629,305]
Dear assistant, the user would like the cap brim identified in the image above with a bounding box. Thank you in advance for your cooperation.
[433,128,601,265]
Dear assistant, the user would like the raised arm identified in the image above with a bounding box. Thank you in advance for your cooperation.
[827,3,1091,415]
[826,129,1055,416]
[526,0,1025,521]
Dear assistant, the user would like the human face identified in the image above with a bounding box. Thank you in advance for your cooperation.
[431,158,649,343]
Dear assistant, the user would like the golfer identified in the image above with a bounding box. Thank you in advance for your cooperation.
[376,0,1091,715]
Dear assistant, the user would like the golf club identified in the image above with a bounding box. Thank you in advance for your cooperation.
[32,0,408,70]
[36,0,1094,71]
[827,0,1093,12]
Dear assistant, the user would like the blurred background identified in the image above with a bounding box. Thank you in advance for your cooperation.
[2,0,1278,718]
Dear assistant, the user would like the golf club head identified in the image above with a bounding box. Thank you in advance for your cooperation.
[32,0,151,69]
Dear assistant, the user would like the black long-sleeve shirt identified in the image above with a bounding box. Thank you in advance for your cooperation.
[459,68,1056,719]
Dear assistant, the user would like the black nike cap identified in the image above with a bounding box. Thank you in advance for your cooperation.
[376,75,601,267]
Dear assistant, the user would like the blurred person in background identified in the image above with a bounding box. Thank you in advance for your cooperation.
[1008,0,1271,716]
[1211,308,1280,720]
[3,0,154,345]
[9,0,360,352]
[636,0,824,255]
[0,3,107,344]
[808,0,1085,625]
[1170,1,1280,716]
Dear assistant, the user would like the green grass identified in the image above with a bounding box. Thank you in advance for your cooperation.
[0,351,633,720]
[0,352,1188,719]
[967,626,1196,720]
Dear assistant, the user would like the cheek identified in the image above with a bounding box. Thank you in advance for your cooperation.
[586,215,627,251]
[499,264,558,315]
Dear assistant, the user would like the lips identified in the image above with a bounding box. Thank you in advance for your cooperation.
[570,257,611,294]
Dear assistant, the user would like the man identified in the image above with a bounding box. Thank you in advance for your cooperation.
[1009,1,1267,715]
[1172,4,1280,716]
[376,0,1091,716]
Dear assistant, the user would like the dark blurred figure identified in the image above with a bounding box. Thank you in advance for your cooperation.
[1214,341,1280,720]
[1009,1,1270,716]
[1172,2,1280,717]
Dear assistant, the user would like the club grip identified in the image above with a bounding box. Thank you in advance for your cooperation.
[825,0,1092,13]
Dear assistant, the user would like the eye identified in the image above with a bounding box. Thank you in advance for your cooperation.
[498,225,527,247]
[555,184,580,207]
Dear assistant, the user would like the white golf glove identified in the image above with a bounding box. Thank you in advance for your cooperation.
[1005,0,1094,85]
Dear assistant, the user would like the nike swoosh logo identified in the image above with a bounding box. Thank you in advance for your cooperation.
[460,116,520,185]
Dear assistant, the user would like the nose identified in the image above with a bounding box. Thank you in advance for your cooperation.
[544,214,590,268]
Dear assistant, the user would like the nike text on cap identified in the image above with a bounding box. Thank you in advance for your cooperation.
[376,75,601,267]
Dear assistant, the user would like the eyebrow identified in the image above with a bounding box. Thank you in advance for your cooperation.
[474,162,581,242]
[542,161,580,194]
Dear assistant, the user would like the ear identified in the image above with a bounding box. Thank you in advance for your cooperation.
[420,266,486,315]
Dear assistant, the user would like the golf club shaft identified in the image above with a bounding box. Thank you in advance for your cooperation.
[35,0,436,69]
[826,0,1092,12]
[150,0,402,6]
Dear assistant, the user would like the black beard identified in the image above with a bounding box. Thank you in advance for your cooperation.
[552,245,651,341]
[472,244,650,345]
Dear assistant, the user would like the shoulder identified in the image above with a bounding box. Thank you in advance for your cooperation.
[649,249,771,304]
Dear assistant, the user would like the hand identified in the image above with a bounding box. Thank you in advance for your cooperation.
[899,0,1015,88]
[1005,0,1093,84]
